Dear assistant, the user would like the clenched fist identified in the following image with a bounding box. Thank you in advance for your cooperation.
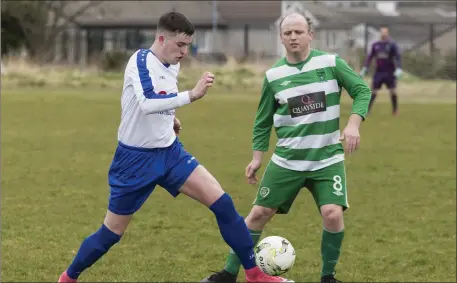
[189,72,215,102]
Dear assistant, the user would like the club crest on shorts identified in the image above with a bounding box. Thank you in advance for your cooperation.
[259,187,270,198]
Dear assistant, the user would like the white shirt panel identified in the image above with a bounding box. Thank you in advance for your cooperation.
[117,49,190,148]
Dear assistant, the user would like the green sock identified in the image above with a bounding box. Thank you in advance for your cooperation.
[321,228,344,277]
[224,229,262,276]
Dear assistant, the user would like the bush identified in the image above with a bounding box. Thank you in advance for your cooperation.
[436,50,456,81]
[100,51,129,72]
[399,50,455,81]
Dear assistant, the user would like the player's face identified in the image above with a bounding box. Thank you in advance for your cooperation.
[380,28,389,40]
[162,32,193,65]
[280,17,313,54]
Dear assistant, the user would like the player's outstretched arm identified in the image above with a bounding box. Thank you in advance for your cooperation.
[334,55,372,154]
[130,62,214,114]
[360,43,375,76]
[247,77,276,184]
[393,42,403,78]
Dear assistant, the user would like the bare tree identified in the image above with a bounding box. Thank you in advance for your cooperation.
[2,0,102,62]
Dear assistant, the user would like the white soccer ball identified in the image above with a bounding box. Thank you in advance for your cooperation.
[255,236,296,276]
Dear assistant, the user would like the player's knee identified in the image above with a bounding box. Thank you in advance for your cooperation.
[88,224,122,251]
[320,204,343,224]
[246,206,276,224]
[104,210,132,236]
[210,193,239,224]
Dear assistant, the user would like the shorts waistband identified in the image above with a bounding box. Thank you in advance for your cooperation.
[118,138,178,152]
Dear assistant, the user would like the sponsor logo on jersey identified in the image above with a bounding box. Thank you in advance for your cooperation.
[287,91,326,118]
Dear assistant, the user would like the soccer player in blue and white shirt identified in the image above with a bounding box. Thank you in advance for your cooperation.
[360,27,402,116]
[58,12,292,283]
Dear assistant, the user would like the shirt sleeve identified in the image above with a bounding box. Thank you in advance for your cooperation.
[335,55,372,120]
[252,77,277,151]
[392,42,402,69]
[129,51,191,115]
[363,42,376,69]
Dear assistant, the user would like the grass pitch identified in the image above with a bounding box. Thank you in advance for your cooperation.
[1,85,456,282]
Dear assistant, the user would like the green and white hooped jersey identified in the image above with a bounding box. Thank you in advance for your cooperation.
[252,49,371,172]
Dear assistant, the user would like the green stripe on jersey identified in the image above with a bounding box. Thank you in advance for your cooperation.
[276,144,344,161]
[275,118,340,139]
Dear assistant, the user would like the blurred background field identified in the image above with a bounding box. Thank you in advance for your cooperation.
[1,1,456,282]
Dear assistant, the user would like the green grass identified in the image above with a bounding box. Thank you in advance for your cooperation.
[1,86,456,282]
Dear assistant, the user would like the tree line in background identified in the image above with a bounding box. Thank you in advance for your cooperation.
[1,0,101,61]
[1,1,455,81]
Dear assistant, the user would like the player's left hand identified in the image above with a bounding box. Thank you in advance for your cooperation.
[173,117,182,135]
[340,124,360,154]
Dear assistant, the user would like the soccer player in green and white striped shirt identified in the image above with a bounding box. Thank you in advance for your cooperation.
[202,12,371,283]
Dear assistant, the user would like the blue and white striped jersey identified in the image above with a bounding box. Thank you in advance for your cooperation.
[117,49,191,148]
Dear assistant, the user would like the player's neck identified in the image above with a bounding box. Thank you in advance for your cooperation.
[149,44,169,65]
[286,47,311,64]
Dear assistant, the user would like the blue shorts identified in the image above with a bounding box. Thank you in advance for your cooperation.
[107,138,199,215]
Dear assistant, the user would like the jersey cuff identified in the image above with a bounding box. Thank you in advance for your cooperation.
[177,91,191,107]
[351,112,366,121]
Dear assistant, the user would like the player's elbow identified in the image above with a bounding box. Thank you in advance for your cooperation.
[138,101,155,114]
[138,100,165,115]
[350,85,371,101]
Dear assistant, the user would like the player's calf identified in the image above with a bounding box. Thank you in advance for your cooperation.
[245,205,277,231]
[181,166,292,282]
[209,193,257,270]
[59,212,131,282]
[179,166,256,269]
[389,89,398,115]
[320,205,344,282]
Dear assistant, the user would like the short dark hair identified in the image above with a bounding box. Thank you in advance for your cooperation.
[157,12,195,36]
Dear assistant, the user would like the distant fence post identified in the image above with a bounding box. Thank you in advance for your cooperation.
[364,22,369,55]
[429,23,435,58]
[244,24,249,57]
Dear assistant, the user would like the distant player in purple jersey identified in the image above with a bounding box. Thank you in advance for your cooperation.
[360,27,402,116]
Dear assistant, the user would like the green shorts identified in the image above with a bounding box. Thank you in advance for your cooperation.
[253,160,349,214]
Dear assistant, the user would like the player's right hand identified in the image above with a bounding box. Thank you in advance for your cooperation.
[245,159,261,185]
[190,72,215,101]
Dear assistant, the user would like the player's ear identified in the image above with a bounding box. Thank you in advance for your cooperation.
[308,30,314,40]
[158,35,165,44]
[279,32,285,44]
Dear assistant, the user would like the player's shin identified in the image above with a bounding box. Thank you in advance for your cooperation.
[66,224,122,279]
[321,228,344,277]
[210,193,257,270]
[224,229,263,275]
[390,91,398,114]
[320,205,344,278]
[368,92,377,113]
